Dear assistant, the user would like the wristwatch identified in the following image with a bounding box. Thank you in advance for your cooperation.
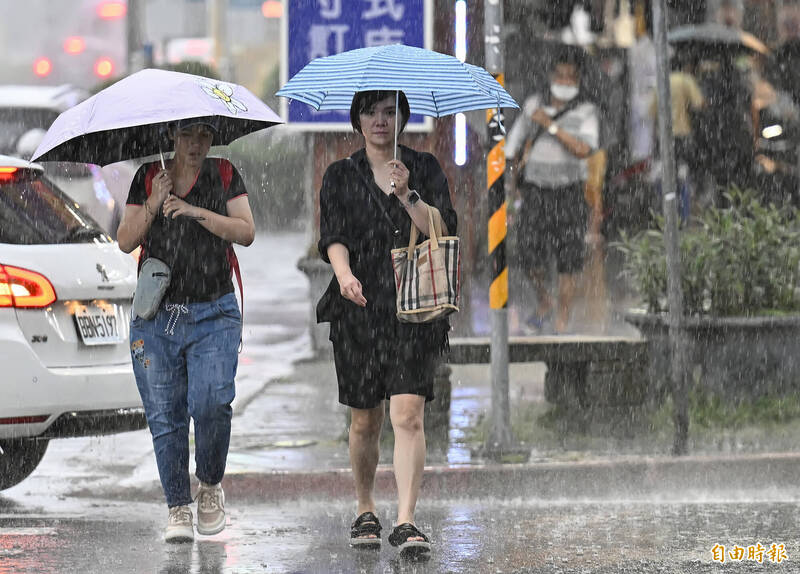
[405,189,421,207]
[547,123,559,136]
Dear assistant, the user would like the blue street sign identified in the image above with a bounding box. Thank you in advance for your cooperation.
[282,0,432,130]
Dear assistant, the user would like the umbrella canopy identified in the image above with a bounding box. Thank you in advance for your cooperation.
[668,23,769,56]
[31,68,283,166]
[276,44,519,117]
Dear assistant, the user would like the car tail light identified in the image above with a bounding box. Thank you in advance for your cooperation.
[94,57,114,78]
[0,167,18,181]
[0,265,57,309]
[64,36,86,55]
[97,1,127,20]
[262,1,283,18]
[33,57,52,78]
[0,415,49,425]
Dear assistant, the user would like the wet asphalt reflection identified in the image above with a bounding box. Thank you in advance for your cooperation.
[1,494,799,573]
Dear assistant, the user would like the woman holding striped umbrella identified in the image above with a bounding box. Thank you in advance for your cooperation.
[278,43,517,557]
[316,90,457,556]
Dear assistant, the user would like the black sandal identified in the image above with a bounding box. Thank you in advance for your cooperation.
[350,511,382,548]
[388,522,431,556]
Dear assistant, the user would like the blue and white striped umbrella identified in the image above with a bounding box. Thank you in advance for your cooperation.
[276,44,519,117]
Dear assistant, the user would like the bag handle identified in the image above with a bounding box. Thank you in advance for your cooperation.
[407,205,444,259]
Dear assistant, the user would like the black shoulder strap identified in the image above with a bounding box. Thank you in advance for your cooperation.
[525,96,584,151]
[347,156,401,238]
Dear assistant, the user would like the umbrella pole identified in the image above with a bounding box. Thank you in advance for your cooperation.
[159,149,166,170]
[394,90,399,161]
[390,90,399,190]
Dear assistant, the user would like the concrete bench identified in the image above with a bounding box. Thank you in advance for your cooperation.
[447,336,649,409]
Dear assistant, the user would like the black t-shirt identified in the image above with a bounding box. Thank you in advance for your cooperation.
[126,158,247,303]
[316,145,457,350]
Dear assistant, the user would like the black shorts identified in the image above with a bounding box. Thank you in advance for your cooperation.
[330,321,437,410]
[517,182,587,274]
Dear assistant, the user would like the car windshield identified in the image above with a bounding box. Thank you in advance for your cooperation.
[0,108,59,155]
[0,170,111,245]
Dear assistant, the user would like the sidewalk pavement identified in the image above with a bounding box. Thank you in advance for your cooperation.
[44,232,800,505]
[101,354,800,505]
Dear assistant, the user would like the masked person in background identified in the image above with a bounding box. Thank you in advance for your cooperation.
[506,49,600,335]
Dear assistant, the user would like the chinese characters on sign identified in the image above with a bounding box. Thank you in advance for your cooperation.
[711,543,788,564]
[284,0,430,128]
[308,0,407,59]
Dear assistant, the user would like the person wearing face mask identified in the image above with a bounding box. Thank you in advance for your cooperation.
[506,48,600,334]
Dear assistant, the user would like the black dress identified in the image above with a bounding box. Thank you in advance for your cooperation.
[316,145,457,407]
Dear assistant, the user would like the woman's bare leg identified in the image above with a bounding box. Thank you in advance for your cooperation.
[556,272,578,332]
[349,404,385,521]
[390,394,426,539]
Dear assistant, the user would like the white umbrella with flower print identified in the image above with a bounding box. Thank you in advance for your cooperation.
[31,68,282,166]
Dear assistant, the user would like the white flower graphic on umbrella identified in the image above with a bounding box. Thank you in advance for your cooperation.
[200,81,247,114]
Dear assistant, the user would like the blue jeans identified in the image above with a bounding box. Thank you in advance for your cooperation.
[130,292,240,507]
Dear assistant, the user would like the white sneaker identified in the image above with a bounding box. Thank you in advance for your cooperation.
[196,482,226,535]
[165,505,194,543]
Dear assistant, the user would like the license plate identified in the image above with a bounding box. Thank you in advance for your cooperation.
[74,303,122,346]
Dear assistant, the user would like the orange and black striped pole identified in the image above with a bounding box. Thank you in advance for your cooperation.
[487,89,508,312]
[484,0,514,455]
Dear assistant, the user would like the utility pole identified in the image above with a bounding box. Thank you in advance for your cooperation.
[483,0,517,459]
[210,0,232,79]
[126,0,145,74]
[652,0,689,455]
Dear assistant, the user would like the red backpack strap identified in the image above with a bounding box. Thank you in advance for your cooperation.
[138,163,161,258]
[143,163,160,198]
[227,246,243,315]
[218,159,244,350]
[215,158,234,192]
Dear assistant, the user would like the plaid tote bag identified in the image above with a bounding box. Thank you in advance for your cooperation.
[391,205,460,323]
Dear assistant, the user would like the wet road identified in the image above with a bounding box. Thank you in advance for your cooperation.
[3,232,800,572]
[2,492,799,573]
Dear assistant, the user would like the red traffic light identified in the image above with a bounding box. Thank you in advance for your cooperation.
[94,57,114,78]
[33,58,52,77]
[97,1,127,20]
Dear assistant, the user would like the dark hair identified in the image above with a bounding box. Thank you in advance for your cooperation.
[550,47,584,75]
[350,91,410,135]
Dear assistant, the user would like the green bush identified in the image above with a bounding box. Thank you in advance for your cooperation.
[615,188,800,316]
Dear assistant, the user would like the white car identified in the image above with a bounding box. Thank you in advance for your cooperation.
[0,84,126,236]
[0,155,144,491]
[0,85,87,156]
